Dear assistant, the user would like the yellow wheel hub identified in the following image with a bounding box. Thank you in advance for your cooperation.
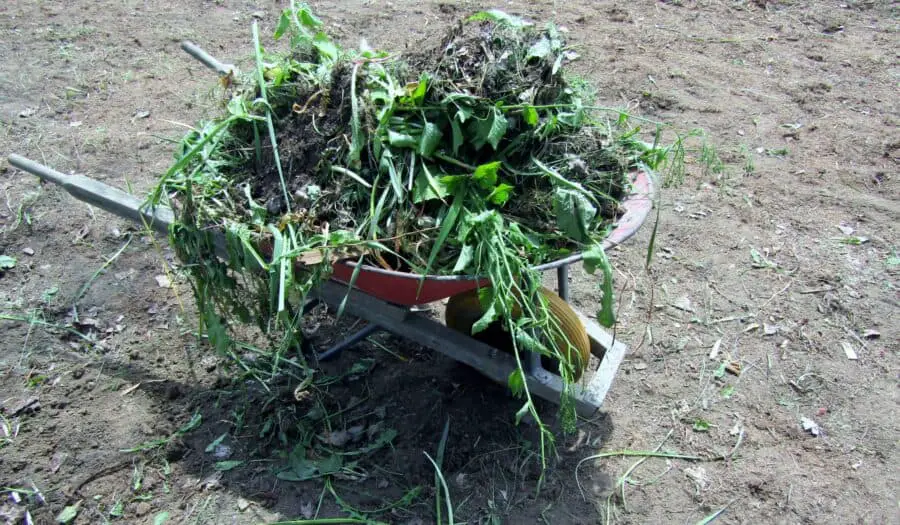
[444,286,591,381]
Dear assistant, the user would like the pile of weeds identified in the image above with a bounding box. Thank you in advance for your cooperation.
[149,3,694,478]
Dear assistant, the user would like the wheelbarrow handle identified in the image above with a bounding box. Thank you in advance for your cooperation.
[6,154,175,237]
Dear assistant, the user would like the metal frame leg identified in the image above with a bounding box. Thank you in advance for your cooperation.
[557,264,570,302]
[316,323,383,362]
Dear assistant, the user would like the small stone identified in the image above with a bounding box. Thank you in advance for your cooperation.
[251,10,266,19]
[22,247,35,256]
[154,275,171,288]
[763,323,778,336]
[633,362,648,371]
[134,502,152,517]
[237,497,251,511]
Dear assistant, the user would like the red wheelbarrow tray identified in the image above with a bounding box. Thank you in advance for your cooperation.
[329,169,655,306]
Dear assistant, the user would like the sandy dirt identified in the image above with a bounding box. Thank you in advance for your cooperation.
[1,1,897,524]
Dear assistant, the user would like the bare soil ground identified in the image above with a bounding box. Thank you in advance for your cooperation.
[1,1,897,524]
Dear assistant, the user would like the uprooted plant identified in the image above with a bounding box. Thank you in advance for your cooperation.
[148,3,697,478]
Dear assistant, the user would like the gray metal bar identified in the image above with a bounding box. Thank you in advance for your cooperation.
[557,263,570,302]
[180,40,236,77]
[7,154,175,237]
[317,323,382,362]
[314,280,603,417]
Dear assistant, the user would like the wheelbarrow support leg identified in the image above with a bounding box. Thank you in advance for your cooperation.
[316,323,383,362]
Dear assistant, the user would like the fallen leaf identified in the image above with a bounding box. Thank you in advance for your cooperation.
[0,255,16,270]
[319,430,351,447]
[55,502,80,524]
[684,467,709,490]
[840,341,858,360]
[800,416,821,436]
[50,452,67,473]
[299,501,314,519]
[708,338,722,360]
[672,296,695,313]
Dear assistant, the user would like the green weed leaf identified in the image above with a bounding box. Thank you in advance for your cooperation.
[274,12,291,39]
[692,419,711,432]
[214,460,244,471]
[473,161,501,189]
[419,121,443,157]
[313,32,338,61]
[467,10,532,29]
[508,369,526,398]
[552,188,596,242]
[450,118,464,154]
[487,108,508,150]
[523,105,539,127]
[487,183,514,206]
[153,512,170,525]
[452,244,475,273]
[0,255,16,271]
[583,245,616,327]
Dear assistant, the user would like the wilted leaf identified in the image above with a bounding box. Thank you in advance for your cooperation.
[527,36,552,60]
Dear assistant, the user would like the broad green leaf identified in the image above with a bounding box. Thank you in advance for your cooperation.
[298,7,323,29]
[552,187,596,242]
[452,244,475,273]
[154,512,170,525]
[486,108,508,150]
[523,105,539,127]
[313,32,338,60]
[419,121,443,157]
[472,300,499,335]
[0,255,16,270]
[274,12,291,39]
[473,161,501,189]
[527,36,552,60]
[455,104,474,123]
[412,165,451,203]
[487,183,514,205]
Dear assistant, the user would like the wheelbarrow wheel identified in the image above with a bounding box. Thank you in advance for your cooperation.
[444,286,591,381]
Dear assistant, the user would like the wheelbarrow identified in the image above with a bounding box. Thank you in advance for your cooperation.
[3,42,656,418]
